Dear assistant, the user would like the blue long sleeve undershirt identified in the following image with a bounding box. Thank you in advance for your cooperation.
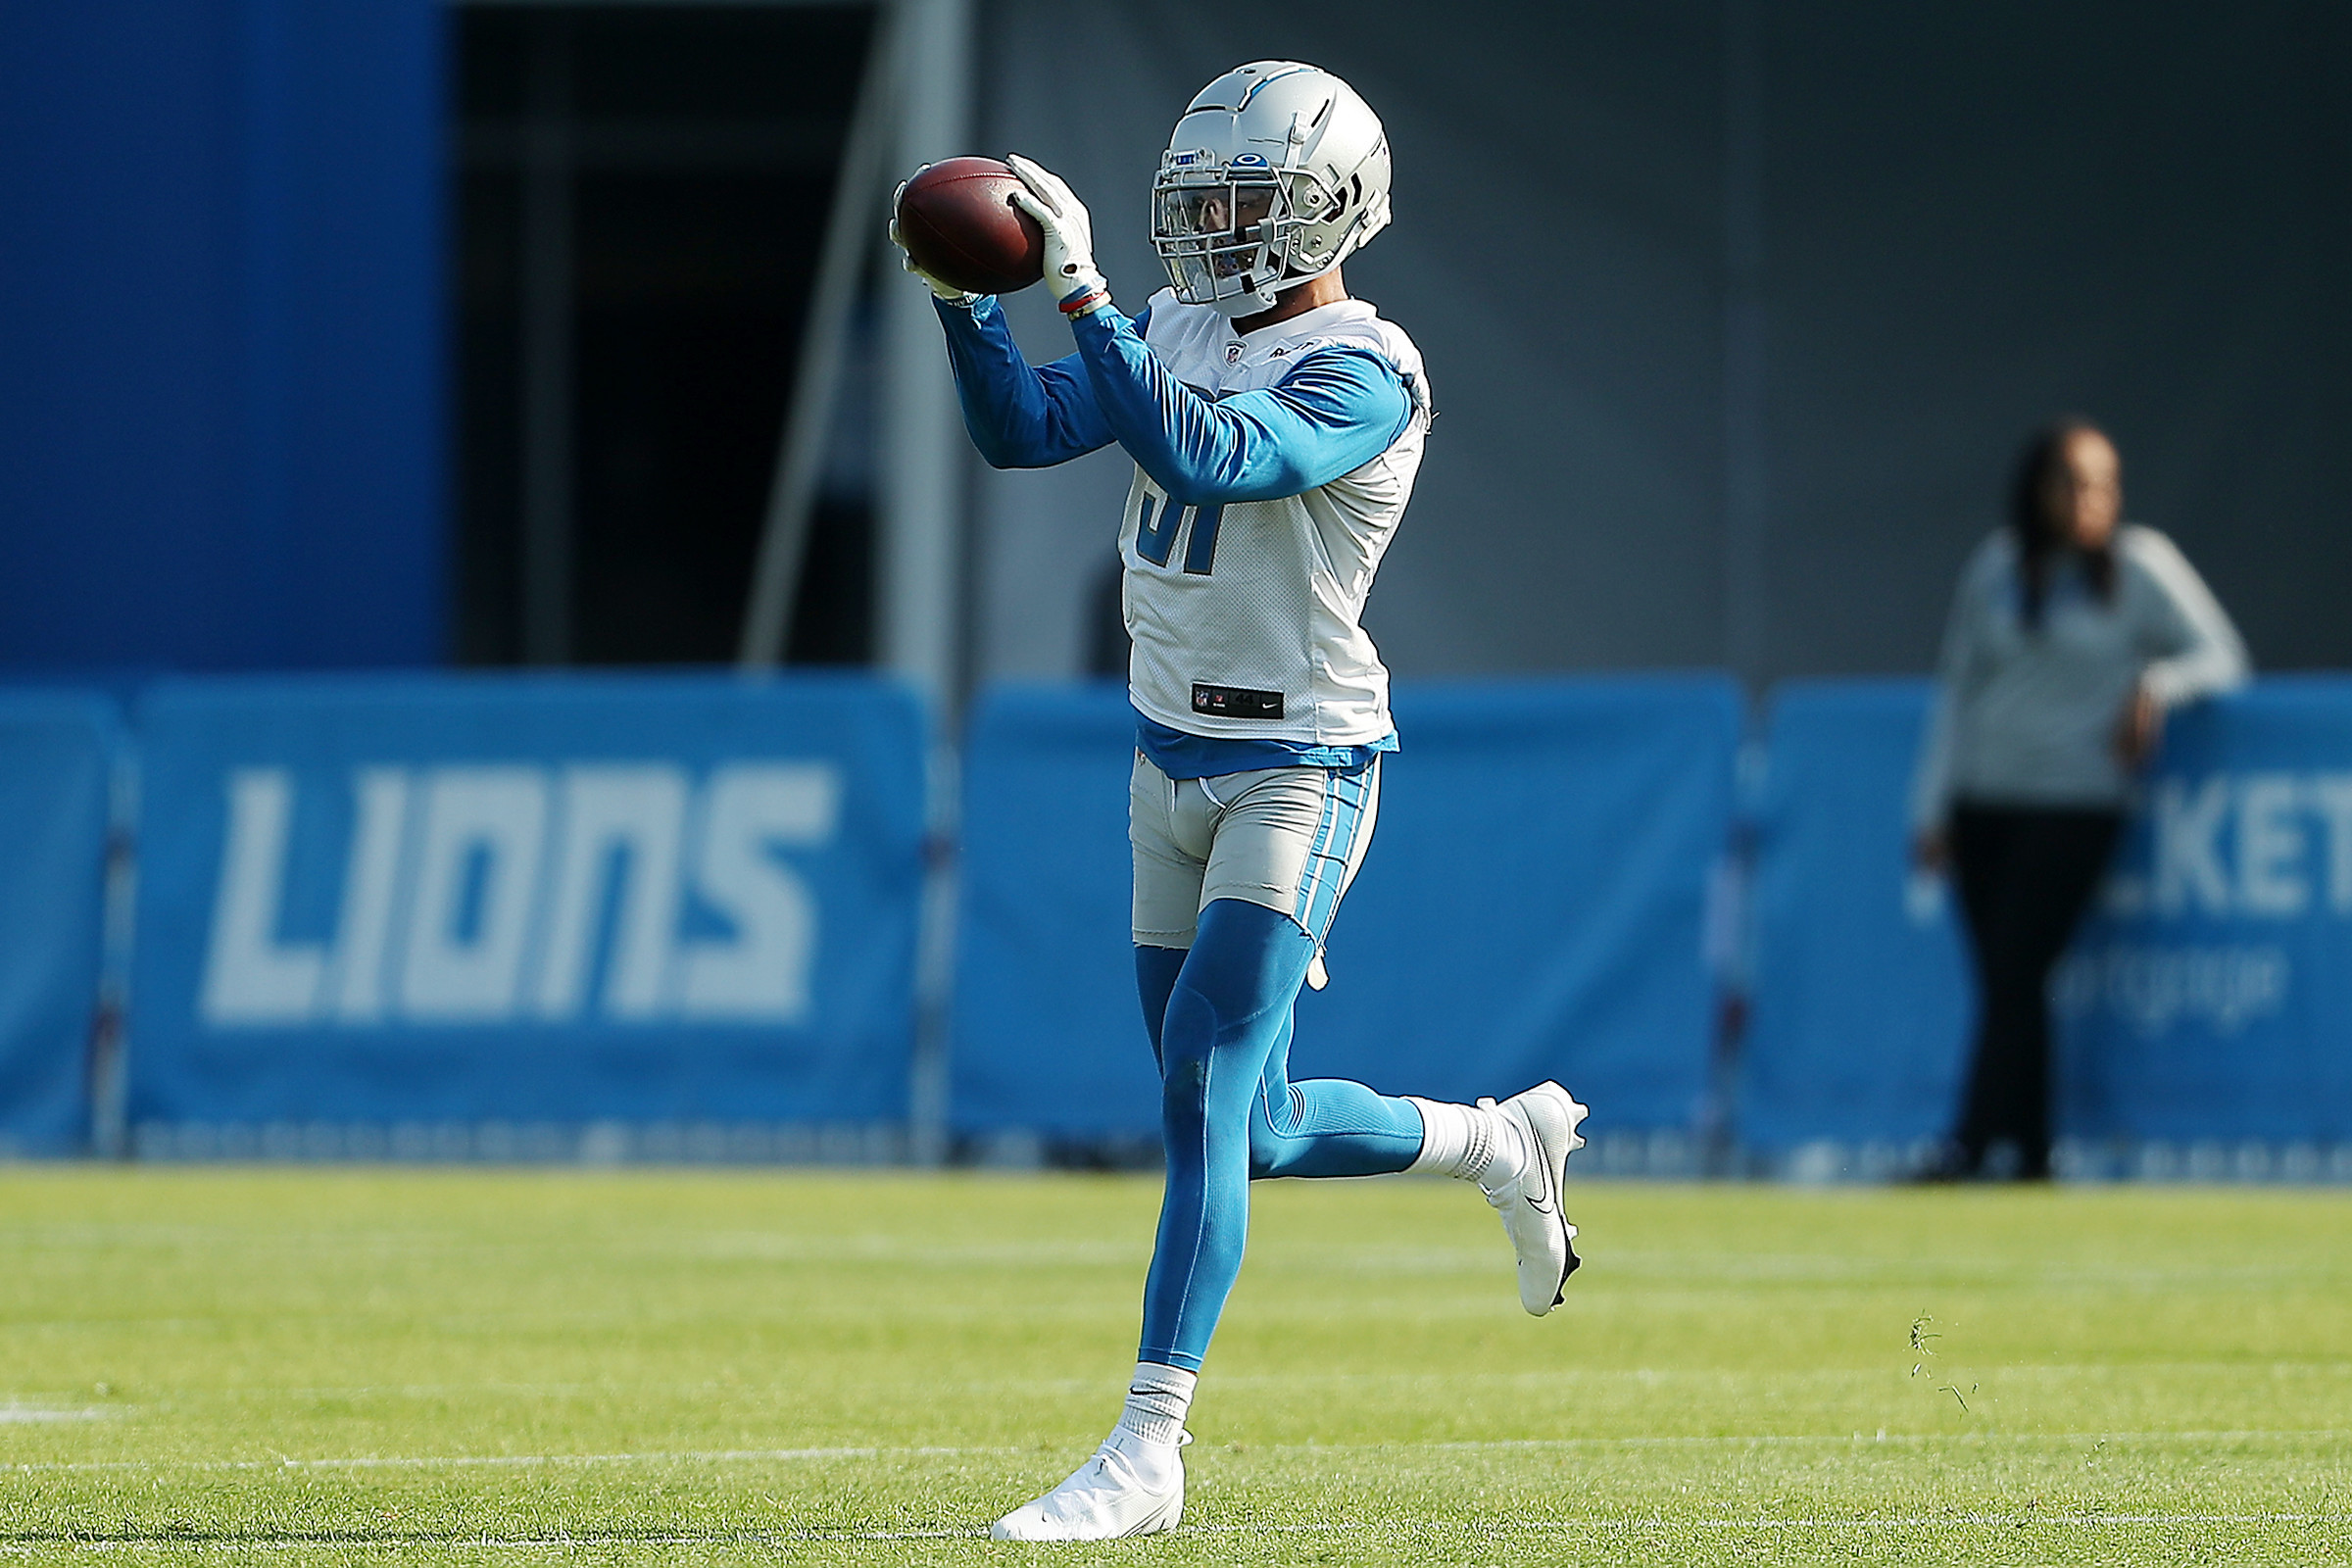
[932,291,1411,780]
[935,294,1120,468]
[1065,302,1411,504]
[932,294,1412,503]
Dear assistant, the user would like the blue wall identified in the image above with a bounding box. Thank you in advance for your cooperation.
[1740,677,2352,1157]
[10,671,2352,1161]
[953,678,1740,1141]
[0,1,444,672]
[1740,679,1972,1152]
[0,694,121,1155]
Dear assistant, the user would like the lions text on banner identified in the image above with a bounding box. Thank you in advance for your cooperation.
[128,674,927,1135]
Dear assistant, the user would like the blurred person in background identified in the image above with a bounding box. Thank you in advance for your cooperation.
[1909,417,2247,1180]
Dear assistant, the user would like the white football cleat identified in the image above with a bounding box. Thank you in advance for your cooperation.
[988,1438,1185,1542]
[1482,1082,1589,1314]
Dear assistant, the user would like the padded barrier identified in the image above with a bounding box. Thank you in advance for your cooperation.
[0,692,120,1154]
[18,668,2338,1159]
[951,677,1741,1141]
[1739,680,1972,1153]
[125,674,927,1142]
[2055,677,2352,1147]
[1742,677,2352,1159]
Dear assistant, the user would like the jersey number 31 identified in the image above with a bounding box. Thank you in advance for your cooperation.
[1135,494,1224,576]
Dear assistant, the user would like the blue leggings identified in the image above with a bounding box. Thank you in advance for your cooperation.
[1135,898,1426,1371]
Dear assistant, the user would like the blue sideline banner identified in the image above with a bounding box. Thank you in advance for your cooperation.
[0,692,119,1155]
[951,685,1142,1141]
[2055,678,2352,1145]
[127,675,926,1135]
[953,677,1740,1140]
[1740,680,1973,1152]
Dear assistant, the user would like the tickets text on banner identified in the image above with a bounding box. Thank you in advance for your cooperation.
[1743,677,2352,1153]
[2056,678,2352,1142]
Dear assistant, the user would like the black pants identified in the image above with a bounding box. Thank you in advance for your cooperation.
[1947,804,2124,1178]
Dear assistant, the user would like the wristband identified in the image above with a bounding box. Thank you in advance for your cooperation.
[1058,283,1112,318]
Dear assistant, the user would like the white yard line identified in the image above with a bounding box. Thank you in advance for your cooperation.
[10,1512,2352,1553]
[1406,1426,2352,1451]
[13,1426,2350,1476]
[16,1359,2349,1407]
[0,1404,108,1425]
[11,1445,1006,1476]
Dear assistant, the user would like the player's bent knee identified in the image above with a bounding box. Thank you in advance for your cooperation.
[1246,1127,1307,1180]
[1247,1089,1314,1178]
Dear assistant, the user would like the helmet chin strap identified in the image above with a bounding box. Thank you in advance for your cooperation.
[1204,253,1346,319]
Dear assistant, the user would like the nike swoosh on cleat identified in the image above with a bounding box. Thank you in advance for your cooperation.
[1556,1241,1582,1301]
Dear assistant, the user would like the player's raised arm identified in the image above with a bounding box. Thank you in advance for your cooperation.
[1084,321,1409,505]
[932,294,1117,470]
[889,180,1117,469]
[1006,156,1413,505]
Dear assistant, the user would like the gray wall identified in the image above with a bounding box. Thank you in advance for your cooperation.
[967,0,2351,687]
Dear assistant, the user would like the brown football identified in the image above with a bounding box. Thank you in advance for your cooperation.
[895,157,1046,296]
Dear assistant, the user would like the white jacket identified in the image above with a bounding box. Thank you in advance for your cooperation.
[1910,524,2248,828]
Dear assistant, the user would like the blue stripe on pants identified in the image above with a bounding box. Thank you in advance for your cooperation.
[1292,763,1371,941]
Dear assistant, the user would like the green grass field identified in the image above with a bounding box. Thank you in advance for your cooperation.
[4,1168,2350,1565]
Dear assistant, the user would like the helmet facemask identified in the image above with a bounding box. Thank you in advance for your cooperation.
[1152,152,1340,317]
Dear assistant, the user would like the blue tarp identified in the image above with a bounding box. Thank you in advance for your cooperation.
[2056,678,2352,1143]
[0,666,2330,1158]
[0,692,118,1154]
[1740,679,1972,1151]
[1741,676,2352,1153]
[126,674,926,1132]
[950,684,1143,1139]
[952,677,1740,1139]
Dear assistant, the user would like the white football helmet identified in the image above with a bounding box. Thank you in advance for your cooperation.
[1151,62,1393,317]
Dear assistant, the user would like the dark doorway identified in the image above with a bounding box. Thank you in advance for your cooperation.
[452,3,878,668]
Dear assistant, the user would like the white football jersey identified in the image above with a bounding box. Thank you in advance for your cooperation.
[1120,288,1431,747]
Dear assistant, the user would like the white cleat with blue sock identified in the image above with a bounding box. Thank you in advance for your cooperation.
[988,1434,1187,1542]
[1482,1082,1588,1313]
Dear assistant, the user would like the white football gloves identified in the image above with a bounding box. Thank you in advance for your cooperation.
[1006,154,1104,302]
[888,168,978,303]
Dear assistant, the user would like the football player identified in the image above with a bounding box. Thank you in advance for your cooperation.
[894,62,1591,1542]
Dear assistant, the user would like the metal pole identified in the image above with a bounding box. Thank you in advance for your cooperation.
[1709,0,1769,1176]
[1721,0,1767,689]
[873,0,972,1167]
[875,0,971,707]
[736,0,904,669]
[86,748,139,1159]
[519,13,576,666]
